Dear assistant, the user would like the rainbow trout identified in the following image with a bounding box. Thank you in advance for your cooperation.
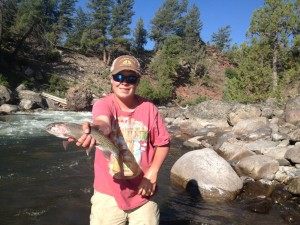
[46,122,122,174]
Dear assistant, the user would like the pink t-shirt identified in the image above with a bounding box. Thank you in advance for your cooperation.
[92,94,170,210]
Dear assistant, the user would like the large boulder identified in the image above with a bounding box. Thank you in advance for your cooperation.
[217,140,256,164]
[0,85,12,104]
[170,148,243,202]
[288,177,300,195]
[235,155,279,180]
[187,100,233,120]
[285,96,300,111]
[227,103,261,126]
[285,146,300,164]
[284,109,300,125]
[0,104,18,113]
[66,86,93,111]
[232,117,269,136]
[18,90,44,109]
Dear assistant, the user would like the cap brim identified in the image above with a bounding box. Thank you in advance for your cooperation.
[111,67,141,76]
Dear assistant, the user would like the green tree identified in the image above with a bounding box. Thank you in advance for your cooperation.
[149,34,182,103]
[0,0,18,49]
[109,0,134,61]
[182,3,202,47]
[64,7,91,49]
[248,0,300,91]
[223,40,273,103]
[87,0,113,64]
[211,25,232,52]
[53,0,77,46]
[132,17,147,54]
[181,3,205,79]
[11,0,58,55]
[150,0,188,51]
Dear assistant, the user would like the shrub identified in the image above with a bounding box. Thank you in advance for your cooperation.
[0,73,9,87]
[46,74,69,97]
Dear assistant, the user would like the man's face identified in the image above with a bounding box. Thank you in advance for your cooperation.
[111,70,140,100]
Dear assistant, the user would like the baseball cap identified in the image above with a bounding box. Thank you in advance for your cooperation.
[110,55,141,76]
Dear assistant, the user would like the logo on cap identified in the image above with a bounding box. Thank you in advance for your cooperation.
[121,59,133,67]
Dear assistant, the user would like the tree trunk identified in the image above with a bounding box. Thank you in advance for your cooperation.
[103,47,108,65]
[0,4,3,48]
[272,47,278,91]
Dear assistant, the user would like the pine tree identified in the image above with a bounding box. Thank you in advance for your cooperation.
[64,7,91,49]
[181,3,205,78]
[11,0,58,55]
[132,17,147,54]
[248,0,300,91]
[150,0,188,51]
[0,0,18,48]
[211,25,232,52]
[54,0,77,46]
[109,0,134,60]
[223,40,273,103]
[87,0,113,64]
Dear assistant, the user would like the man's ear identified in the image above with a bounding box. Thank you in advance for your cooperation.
[136,77,141,85]
[110,75,114,85]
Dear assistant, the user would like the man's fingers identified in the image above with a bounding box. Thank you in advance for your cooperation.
[82,135,92,147]
[89,137,96,148]
[138,182,156,196]
[83,122,90,134]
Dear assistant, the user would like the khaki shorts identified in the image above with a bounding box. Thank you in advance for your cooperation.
[90,191,160,225]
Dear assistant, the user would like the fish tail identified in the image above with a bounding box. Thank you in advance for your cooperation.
[112,154,125,178]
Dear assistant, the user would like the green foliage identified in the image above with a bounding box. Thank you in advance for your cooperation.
[177,94,207,106]
[0,73,9,87]
[109,0,134,50]
[46,74,69,97]
[211,25,232,52]
[223,42,273,103]
[150,0,188,51]
[136,78,157,101]
[132,17,147,54]
[45,50,61,62]
[247,0,300,90]
[64,7,91,49]
[225,67,238,79]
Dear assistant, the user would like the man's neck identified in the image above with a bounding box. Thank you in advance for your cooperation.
[114,95,138,112]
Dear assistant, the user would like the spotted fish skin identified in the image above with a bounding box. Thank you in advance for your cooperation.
[46,122,119,154]
[46,122,122,174]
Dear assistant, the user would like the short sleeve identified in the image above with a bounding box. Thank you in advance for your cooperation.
[150,110,171,147]
[92,97,112,120]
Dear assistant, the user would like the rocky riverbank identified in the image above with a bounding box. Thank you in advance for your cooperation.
[159,98,300,223]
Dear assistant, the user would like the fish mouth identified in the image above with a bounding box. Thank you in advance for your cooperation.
[46,122,69,139]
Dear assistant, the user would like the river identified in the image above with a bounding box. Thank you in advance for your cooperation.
[0,111,296,225]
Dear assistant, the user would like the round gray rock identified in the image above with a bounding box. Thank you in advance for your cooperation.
[170,148,243,202]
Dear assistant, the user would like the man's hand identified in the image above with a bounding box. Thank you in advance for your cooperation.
[137,169,158,197]
[68,122,96,155]
[76,122,96,149]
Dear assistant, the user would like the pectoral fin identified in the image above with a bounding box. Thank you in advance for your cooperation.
[62,141,69,150]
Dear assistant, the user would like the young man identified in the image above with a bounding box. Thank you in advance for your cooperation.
[76,55,170,225]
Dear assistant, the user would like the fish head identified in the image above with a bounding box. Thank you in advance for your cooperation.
[46,122,71,139]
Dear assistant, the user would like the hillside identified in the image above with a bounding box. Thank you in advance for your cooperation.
[48,47,229,102]
[0,47,230,104]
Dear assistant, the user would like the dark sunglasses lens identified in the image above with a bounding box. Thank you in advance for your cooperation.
[113,74,138,84]
[126,76,138,84]
[113,74,124,82]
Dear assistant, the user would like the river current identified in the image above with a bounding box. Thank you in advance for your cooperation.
[0,111,296,225]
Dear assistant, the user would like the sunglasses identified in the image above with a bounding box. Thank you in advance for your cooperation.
[112,74,139,84]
